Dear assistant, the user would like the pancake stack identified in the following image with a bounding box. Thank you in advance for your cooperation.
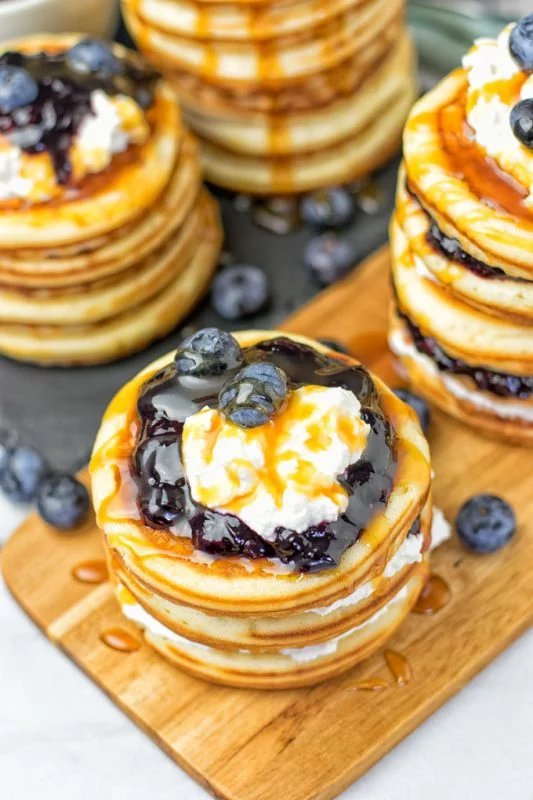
[390,19,533,445]
[91,330,433,689]
[122,0,418,194]
[0,35,221,366]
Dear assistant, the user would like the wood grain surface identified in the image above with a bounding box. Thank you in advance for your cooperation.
[2,245,533,800]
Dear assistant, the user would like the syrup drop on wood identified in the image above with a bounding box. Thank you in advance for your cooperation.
[346,678,389,692]
[71,559,108,584]
[100,628,141,653]
[413,574,451,616]
[385,649,412,687]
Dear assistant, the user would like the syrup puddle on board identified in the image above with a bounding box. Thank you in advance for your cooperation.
[100,628,141,653]
[385,649,412,687]
[413,574,451,616]
[71,559,108,584]
[346,678,389,692]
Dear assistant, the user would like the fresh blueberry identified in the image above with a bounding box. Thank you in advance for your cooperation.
[509,15,533,72]
[0,427,18,475]
[67,38,122,76]
[0,66,38,114]
[319,338,350,355]
[36,474,90,530]
[510,98,533,148]
[303,233,356,285]
[456,494,516,554]
[219,362,288,428]
[175,327,242,378]
[300,188,354,229]
[393,388,431,433]
[0,446,48,504]
[211,265,269,321]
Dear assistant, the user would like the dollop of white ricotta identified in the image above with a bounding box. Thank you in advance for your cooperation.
[77,89,130,158]
[0,146,32,201]
[182,385,370,541]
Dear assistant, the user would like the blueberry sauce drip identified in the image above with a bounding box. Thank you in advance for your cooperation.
[406,182,525,282]
[0,50,158,185]
[133,338,396,573]
[399,308,533,398]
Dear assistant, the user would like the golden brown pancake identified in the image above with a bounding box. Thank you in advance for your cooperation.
[91,332,433,687]
[122,0,416,193]
[390,21,533,443]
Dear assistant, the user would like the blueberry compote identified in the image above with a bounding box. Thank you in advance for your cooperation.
[133,338,397,573]
[0,48,158,185]
[400,309,533,398]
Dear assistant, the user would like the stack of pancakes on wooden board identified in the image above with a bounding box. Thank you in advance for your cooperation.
[390,20,533,445]
[122,0,418,194]
[91,331,434,689]
[0,35,221,366]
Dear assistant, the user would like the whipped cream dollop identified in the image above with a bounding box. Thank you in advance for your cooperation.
[462,23,533,200]
[182,385,370,541]
[0,90,148,203]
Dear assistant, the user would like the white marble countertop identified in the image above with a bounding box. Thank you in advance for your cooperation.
[2,494,533,800]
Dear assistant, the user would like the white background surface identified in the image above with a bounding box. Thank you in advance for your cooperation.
[2,494,533,800]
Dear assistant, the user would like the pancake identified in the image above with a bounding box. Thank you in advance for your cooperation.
[122,566,428,689]
[182,33,413,157]
[402,68,533,278]
[396,175,533,324]
[0,191,207,325]
[91,331,433,688]
[0,35,182,249]
[123,0,402,87]
[197,82,416,194]
[164,14,404,117]
[108,496,432,651]
[389,310,533,444]
[0,133,202,288]
[134,0,368,42]
[0,194,221,365]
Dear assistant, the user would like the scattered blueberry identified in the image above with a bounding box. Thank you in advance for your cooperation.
[0,427,18,475]
[175,328,242,378]
[0,446,48,504]
[510,98,533,148]
[211,265,269,321]
[393,388,431,433]
[37,474,90,530]
[319,338,350,355]
[303,233,356,285]
[509,15,533,72]
[67,38,122,76]
[456,494,516,554]
[219,362,288,428]
[300,188,354,230]
[0,66,38,114]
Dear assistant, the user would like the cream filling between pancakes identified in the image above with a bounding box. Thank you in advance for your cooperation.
[115,512,450,664]
[389,324,533,422]
[182,385,370,542]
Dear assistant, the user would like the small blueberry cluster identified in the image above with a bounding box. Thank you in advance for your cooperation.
[0,428,89,531]
[175,328,288,428]
[508,16,533,148]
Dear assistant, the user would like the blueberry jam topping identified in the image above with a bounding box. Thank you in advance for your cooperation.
[0,42,158,186]
[399,308,533,398]
[133,337,396,573]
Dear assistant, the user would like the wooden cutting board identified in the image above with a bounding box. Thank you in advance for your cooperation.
[2,245,533,800]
